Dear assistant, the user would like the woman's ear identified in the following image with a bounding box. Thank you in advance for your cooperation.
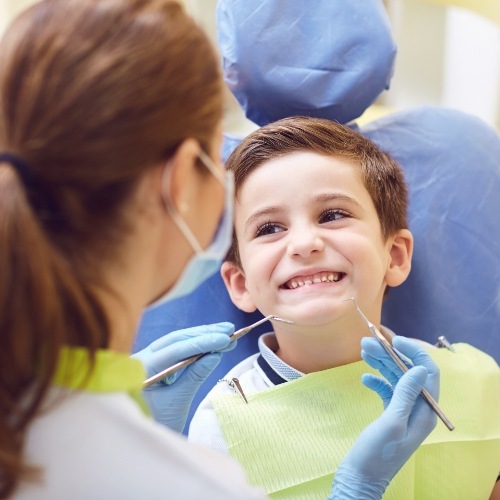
[221,261,257,313]
[385,229,414,287]
[166,138,201,217]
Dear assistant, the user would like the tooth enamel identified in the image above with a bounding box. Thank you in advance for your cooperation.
[285,271,344,289]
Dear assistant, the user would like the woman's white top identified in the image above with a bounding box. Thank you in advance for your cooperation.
[15,348,264,500]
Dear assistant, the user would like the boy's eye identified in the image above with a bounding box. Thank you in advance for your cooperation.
[255,222,285,237]
[319,209,349,223]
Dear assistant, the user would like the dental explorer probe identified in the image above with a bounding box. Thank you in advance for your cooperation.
[143,315,293,388]
[346,298,455,431]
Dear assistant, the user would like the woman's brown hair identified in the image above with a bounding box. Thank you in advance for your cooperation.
[0,0,223,496]
[224,116,409,266]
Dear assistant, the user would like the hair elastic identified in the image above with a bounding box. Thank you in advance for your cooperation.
[0,152,36,189]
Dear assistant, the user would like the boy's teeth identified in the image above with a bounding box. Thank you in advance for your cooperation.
[285,272,343,289]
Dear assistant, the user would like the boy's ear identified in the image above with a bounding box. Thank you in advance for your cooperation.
[385,229,414,287]
[220,261,258,313]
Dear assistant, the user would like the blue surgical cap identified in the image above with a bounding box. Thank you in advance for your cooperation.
[217,0,397,126]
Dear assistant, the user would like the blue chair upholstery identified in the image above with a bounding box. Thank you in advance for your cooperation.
[360,106,500,361]
[216,0,396,127]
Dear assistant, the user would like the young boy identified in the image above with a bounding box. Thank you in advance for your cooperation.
[188,117,500,499]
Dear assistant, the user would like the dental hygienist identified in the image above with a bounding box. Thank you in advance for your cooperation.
[0,1,439,498]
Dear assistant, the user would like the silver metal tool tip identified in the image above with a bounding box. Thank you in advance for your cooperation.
[343,298,371,324]
[270,316,294,324]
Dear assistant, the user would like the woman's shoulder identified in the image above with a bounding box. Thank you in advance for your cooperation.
[19,389,264,499]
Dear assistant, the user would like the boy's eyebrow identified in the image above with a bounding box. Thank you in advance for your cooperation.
[243,193,362,233]
[314,192,363,208]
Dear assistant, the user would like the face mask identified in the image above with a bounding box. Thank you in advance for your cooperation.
[145,150,234,310]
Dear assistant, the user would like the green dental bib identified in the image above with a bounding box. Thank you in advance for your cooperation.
[212,343,500,499]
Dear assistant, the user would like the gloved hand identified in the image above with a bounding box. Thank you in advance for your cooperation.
[132,322,235,433]
[329,336,439,500]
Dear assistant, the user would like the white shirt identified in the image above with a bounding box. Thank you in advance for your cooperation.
[188,332,294,453]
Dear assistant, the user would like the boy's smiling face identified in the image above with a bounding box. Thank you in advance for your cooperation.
[222,151,412,334]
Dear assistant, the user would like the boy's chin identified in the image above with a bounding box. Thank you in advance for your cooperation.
[275,301,352,328]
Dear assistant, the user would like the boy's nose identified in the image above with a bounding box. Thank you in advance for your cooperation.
[286,226,325,258]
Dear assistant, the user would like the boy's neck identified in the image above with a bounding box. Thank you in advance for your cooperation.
[273,326,369,373]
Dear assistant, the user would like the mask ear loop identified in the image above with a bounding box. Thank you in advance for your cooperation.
[198,149,226,185]
[161,160,204,254]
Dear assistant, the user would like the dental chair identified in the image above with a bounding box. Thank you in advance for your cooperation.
[133,0,500,432]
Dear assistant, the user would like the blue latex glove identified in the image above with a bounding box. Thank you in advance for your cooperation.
[329,336,439,500]
[132,322,235,433]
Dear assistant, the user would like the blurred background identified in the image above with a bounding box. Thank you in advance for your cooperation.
[2,0,498,133]
[183,0,500,134]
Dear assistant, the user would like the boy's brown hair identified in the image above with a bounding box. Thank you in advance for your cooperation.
[224,116,409,265]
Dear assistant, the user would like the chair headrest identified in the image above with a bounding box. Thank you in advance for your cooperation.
[217,0,396,126]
